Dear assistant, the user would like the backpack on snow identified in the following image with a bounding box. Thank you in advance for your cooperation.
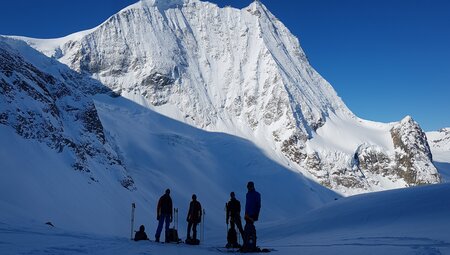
[226,227,239,248]
[241,223,257,252]
[166,228,180,243]
[166,208,181,243]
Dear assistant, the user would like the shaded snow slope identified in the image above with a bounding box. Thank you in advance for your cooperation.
[262,183,450,254]
[0,93,338,236]
[0,38,338,237]
[2,184,449,255]
[0,36,338,238]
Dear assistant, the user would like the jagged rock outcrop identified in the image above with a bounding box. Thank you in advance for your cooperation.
[293,117,440,193]
[0,39,134,190]
[390,117,440,185]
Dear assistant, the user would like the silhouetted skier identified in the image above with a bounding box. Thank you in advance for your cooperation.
[242,181,261,252]
[155,189,173,242]
[226,192,245,247]
[186,194,202,244]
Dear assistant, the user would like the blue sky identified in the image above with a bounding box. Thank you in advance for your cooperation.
[1,0,449,131]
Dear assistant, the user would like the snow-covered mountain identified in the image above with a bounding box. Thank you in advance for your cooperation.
[13,0,437,194]
[3,0,441,194]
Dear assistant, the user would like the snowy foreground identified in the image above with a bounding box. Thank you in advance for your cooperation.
[2,183,450,255]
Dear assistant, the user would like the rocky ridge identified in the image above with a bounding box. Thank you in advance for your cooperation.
[0,38,134,190]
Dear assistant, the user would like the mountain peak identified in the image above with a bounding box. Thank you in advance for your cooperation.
[246,0,270,16]
[139,0,189,10]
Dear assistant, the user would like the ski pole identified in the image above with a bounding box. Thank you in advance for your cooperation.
[130,202,136,240]
[202,209,205,243]
[176,208,178,230]
[225,203,228,237]
[173,208,177,230]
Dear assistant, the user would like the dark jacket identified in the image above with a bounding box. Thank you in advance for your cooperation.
[187,200,202,223]
[245,189,261,221]
[134,230,148,241]
[227,198,241,221]
[157,193,173,217]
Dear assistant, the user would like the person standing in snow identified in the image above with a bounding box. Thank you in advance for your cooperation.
[226,192,245,242]
[186,194,202,242]
[155,188,173,242]
[134,225,149,241]
[245,182,261,224]
[242,181,261,252]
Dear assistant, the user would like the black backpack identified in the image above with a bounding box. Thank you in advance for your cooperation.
[226,227,238,248]
[242,223,257,252]
[166,228,180,243]
[166,208,181,243]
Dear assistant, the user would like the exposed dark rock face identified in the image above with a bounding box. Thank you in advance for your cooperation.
[355,145,391,175]
[139,72,175,106]
[281,132,308,164]
[0,41,135,190]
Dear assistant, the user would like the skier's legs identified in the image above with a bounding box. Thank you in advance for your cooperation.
[155,216,165,241]
[230,218,236,230]
[164,215,171,241]
[234,216,245,240]
[187,221,193,239]
[192,222,198,240]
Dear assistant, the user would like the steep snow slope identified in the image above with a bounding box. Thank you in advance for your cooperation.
[0,38,134,190]
[13,0,439,195]
[2,184,449,255]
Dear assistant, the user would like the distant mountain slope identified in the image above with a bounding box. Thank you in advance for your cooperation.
[427,128,450,182]
[427,128,450,158]
[7,0,440,194]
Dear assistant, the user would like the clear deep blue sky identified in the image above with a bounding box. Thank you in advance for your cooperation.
[1,0,449,131]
